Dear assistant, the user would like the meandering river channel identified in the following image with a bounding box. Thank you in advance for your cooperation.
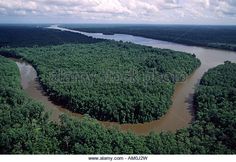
[13,25,236,135]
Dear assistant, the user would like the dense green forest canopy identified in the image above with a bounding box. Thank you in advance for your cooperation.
[0,25,103,48]
[191,61,236,153]
[1,25,235,154]
[145,61,236,153]
[66,24,236,51]
[0,56,59,153]
[0,56,150,154]
[5,42,200,123]
[0,56,235,154]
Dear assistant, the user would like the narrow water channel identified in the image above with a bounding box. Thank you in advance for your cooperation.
[13,26,236,135]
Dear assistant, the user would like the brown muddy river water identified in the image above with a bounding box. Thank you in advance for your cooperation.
[14,26,236,135]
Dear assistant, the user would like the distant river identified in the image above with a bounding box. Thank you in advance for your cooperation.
[14,25,236,135]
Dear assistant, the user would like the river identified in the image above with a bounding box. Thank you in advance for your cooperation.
[14,25,236,135]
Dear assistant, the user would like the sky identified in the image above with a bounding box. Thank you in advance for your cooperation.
[0,0,236,25]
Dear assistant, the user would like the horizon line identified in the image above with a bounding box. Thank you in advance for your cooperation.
[0,23,236,26]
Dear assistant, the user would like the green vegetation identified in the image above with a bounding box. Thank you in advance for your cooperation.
[145,62,236,154]
[0,55,151,154]
[192,61,236,152]
[7,42,200,123]
[0,56,60,153]
[0,25,103,48]
[0,54,236,154]
[68,24,236,51]
[1,26,235,154]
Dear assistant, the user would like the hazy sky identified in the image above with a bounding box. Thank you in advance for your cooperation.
[0,0,236,25]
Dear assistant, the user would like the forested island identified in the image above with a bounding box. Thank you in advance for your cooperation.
[66,24,236,51]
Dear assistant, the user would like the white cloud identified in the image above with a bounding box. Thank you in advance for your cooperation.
[0,0,235,24]
[215,0,236,16]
